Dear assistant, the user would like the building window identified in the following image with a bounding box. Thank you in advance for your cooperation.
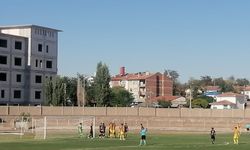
[1,90,4,98]
[46,61,52,68]
[35,59,38,67]
[16,74,21,82]
[14,90,21,99]
[35,75,42,83]
[35,91,41,99]
[0,55,7,65]
[15,41,22,50]
[0,39,7,48]
[0,73,7,81]
[46,45,49,53]
[40,60,43,68]
[14,57,22,66]
[38,44,42,52]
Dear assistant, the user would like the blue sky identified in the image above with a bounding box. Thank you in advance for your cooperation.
[1,0,250,82]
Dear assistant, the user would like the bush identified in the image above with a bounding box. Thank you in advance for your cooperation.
[16,112,31,122]
[158,100,172,108]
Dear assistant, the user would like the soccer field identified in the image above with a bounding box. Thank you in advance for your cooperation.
[0,133,250,150]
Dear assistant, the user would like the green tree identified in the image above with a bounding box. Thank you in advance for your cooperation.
[85,81,95,106]
[158,100,172,108]
[191,96,214,108]
[93,62,112,106]
[192,98,208,108]
[110,87,134,106]
[188,78,202,99]
[213,77,225,87]
[236,78,250,86]
[45,76,66,106]
[45,78,53,105]
[200,76,213,86]
[62,76,77,105]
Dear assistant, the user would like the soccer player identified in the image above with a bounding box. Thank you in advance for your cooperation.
[102,122,106,137]
[99,123,102,138]
[237,123,241,135]
[233,126,240,144]
[88,122,93,139]
[99,122,105,138]
[139,126,147,146]
[210,127,216,144]
[124,123,129,138]
[112,122,116,138]
[140,123,144,129]
[109,122,115,138]
[108,122,112,137]
[78,123,83,138]
[119,123,125,140]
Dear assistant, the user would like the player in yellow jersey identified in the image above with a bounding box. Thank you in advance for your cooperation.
[109,122,115,138]
[233,126,240,144]
[108,122,112,137]
[119,123,125,140]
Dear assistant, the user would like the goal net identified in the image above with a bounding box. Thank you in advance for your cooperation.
[33,116,95,139]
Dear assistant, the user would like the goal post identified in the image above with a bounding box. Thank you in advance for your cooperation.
[34,116,95,140]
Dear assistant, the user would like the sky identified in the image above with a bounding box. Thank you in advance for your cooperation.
[1,0,250,82]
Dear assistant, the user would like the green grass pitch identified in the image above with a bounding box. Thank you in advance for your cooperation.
[0,133,250,150]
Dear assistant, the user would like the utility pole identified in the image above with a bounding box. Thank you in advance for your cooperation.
[64,83,67,106]
[189,84,192,109]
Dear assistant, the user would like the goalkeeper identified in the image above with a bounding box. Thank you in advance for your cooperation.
[78,123,84,138]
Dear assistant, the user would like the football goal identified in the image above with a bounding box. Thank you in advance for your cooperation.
[33,116,95,139]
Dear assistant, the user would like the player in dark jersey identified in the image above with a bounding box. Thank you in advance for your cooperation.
[210,127,216,144]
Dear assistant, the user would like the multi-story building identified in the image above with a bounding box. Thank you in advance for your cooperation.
[0,25,61,105]
[110,67,173,103]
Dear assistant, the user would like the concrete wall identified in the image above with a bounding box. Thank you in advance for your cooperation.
[2,106,250,133]
[1,106,250,118]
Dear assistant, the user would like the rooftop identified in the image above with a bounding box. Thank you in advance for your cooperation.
[112,72,156,81]
[151,96,181,102]
[0,24,62,32]
[210,100,236,106]
[205,86,221,91]
[217,92,244,97]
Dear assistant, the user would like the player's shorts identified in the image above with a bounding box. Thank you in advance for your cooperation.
[211,135,215,139]
[141,135,146,140]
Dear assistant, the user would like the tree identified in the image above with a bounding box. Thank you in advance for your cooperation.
[45,76,66,106]
[45,78,53,105]
[200,76,213,86]
[192,98,209,108]
[191,96,214,108]
[110,87,134,106]
[188,78,202,99]
[164,70,179,81]
[62,76,77,105]
[93,62,112,106]
[164,69,180,95]
[236,78,250,86]
[158,100,172,108]
[213,77,225,87]
[85,81,95,106]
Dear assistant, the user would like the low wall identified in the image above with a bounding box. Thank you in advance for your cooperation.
[1,106,250,118]
[1,106,250,133]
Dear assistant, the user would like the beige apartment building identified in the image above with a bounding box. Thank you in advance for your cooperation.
[0,25,61,105]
